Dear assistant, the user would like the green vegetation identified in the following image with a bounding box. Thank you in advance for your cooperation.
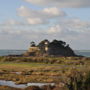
[26,39,76,56]
[0,56,89,64]
[0,56,90,90]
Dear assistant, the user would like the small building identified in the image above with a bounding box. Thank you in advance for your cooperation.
[28,46,39,53]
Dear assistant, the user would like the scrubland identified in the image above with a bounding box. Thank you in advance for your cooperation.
[0,56,90,90]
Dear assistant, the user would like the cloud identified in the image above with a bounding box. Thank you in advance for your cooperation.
[18,6,65,17]
[59,18,90,33]
[47,25,63,34]
[0,26,21,35]
[0,19,28,27]
[17,6,33,17]
[0,19,21,25]
[27,18,42,24]
[26,18,48,24]
[0,18,90,49]
[43,7,64,16]
[0,18,90,37]
[46,18,90,38]
[0,2,90,49]
[24,0,90,8]
[17,6,66,24]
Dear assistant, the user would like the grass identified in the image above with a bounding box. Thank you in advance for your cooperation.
[0,62,53,72]
[0,62,48,67]
[0,56,90,89]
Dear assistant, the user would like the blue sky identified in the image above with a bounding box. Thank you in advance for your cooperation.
[0,0,90,50]
[0,0,90,21]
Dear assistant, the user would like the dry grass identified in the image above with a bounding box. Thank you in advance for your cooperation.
[0,56,90,89]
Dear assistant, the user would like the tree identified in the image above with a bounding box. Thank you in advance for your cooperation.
[38,39,49,54]
[49,40,66,48]
[30,41,36,47]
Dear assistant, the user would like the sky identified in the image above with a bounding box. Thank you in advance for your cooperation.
[0,0,90,50]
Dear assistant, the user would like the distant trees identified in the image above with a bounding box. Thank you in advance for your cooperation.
[49,39,66,48]
[30,41,36,47]
[29,39,76,56]
[48,39,75,56]
[38,39,49,54]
